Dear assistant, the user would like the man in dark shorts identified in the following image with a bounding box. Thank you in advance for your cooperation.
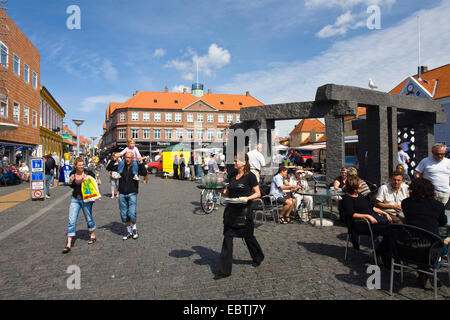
[270,167,297,223]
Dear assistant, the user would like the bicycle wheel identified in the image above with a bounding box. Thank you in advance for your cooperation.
[201,189,215,214]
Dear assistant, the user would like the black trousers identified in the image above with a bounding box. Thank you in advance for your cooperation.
[219,235,264,276]
[173,165,179,179]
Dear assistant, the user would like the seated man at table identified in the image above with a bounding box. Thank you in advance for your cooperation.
[291,167,314,222]
[375,170,409,224]
[270,167,297,224]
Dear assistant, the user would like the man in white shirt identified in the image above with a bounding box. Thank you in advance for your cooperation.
[247,144,266,183]
[414,143,450,205]
[270,167,297,224]
[375,170,409,224]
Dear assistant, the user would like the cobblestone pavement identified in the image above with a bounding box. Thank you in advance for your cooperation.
[0,168,449,300]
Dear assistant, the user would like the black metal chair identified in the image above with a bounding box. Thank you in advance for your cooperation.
[344,217,378,265]
[385,224,445,300]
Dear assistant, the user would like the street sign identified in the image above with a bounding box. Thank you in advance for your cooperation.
[30,157,45,200]
[62,134,70,140]
[31,158,43,172]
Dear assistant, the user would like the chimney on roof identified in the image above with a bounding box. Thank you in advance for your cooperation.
[246,91,250,96]
[421,66,428,74]
[164,86,168,93]
[133,91,138,96]
[183,88,187,94]
[208,89,211,94]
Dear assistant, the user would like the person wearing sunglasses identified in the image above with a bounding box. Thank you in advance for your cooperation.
[414,143,450,206]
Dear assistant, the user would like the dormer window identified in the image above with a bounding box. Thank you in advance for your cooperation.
[238,102,243,105]
[154,99,158,103]
[220,101,224,105]
[174,100,178,104]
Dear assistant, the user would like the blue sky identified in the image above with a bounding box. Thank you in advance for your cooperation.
[7,0,450,140]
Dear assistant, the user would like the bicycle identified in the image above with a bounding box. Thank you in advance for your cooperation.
[200,188,223,214]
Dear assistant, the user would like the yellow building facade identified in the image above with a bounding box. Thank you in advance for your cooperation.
[39,86,66,158]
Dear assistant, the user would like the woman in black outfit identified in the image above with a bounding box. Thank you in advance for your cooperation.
[341,176,392,250]
[214,153,264,280]
[402,178,447,236]
[401,178,447,288]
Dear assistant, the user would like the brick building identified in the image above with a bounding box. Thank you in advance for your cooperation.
[0,8,40,164]
[101,84,264,155]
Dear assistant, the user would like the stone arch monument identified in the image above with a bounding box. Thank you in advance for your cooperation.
[226,84,446,186]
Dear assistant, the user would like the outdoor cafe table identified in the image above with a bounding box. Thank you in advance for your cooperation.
[299,188,345,228]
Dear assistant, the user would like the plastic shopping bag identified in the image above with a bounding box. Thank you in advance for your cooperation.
[81,176,102,202]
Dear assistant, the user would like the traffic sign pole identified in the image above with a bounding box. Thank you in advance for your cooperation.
[30,158,45,201]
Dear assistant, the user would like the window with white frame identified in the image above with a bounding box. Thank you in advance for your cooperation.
[197,113,203,122]
[197,129,204,140]
[13,54,20,76]
[218,114,224,123]
[24,63,30,84]
[175,113,182,122]
[207,113,214,123]
[23,106,29,125]
[154,129,161,139]
[176,129,183,139]
[207,129,214,140]
[143,128,150,139]
[154,112,161,122]
[227,114,233,123]
[0,41,8,68]
[236,114,240,123]
[187,129,194,139]
[143,112,150,122]
[165,112,172,122]
[13,102,20,122]
[32,72,38,89]
[217,129,224,140]
[187,113,193,122]
[131,128,139,139]
[165,129,172,139]
[32,110,37,128]
[0,99,7,118]
[131,112,139,121]
[119,129,126,140]
[120,112,125,122]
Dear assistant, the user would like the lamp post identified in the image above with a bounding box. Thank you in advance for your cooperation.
[72,119,84,157]
[90,136,97,157]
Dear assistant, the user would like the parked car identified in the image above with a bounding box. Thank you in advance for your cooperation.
[147,158,163,174]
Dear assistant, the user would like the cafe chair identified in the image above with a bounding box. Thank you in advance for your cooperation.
[344,217,378,266]
[385,224,445,300]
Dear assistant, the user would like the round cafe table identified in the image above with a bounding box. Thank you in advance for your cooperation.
[299,188,345,227]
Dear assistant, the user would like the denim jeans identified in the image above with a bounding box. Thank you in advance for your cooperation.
[117,159,138,176]
[67,197,96,237]
[45,173,54,196]
[119,193,137,223]
[195,164,202,178]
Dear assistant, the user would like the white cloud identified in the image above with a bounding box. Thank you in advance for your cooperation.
[317,11,366,38]
[165,43,231,80]
[100,59,118,81]
[217,1,450,137]
[171,85,188,93]
[80,94,129,113]
[152,48,166,58]
[305,0,396,9]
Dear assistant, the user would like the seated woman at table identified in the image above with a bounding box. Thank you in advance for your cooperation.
[401,178,447,236]
[291,167,314,222]
[342,176,392,250]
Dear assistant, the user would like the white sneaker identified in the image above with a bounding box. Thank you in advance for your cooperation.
[122,233,133,240]
[133,175,140,181]
[132,229,139,239]
[45,195,51,199]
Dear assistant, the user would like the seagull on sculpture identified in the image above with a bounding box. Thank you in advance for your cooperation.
[368,78,378,90]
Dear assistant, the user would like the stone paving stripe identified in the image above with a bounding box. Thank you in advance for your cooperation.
[0,191,71,242]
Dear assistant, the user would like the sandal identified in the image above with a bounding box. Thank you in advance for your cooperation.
[62,247,71,254]
[285,217,294,224]
[279,217,288,224]
[88,237,96,245]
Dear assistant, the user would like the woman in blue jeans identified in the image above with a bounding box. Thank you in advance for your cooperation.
[62,157,97,254]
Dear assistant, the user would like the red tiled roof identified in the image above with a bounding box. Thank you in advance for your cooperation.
[344,107,367,121]
[390,64,450,99]
[290,119,325,136]
[63,125,76,137]
[117,91,263,112]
